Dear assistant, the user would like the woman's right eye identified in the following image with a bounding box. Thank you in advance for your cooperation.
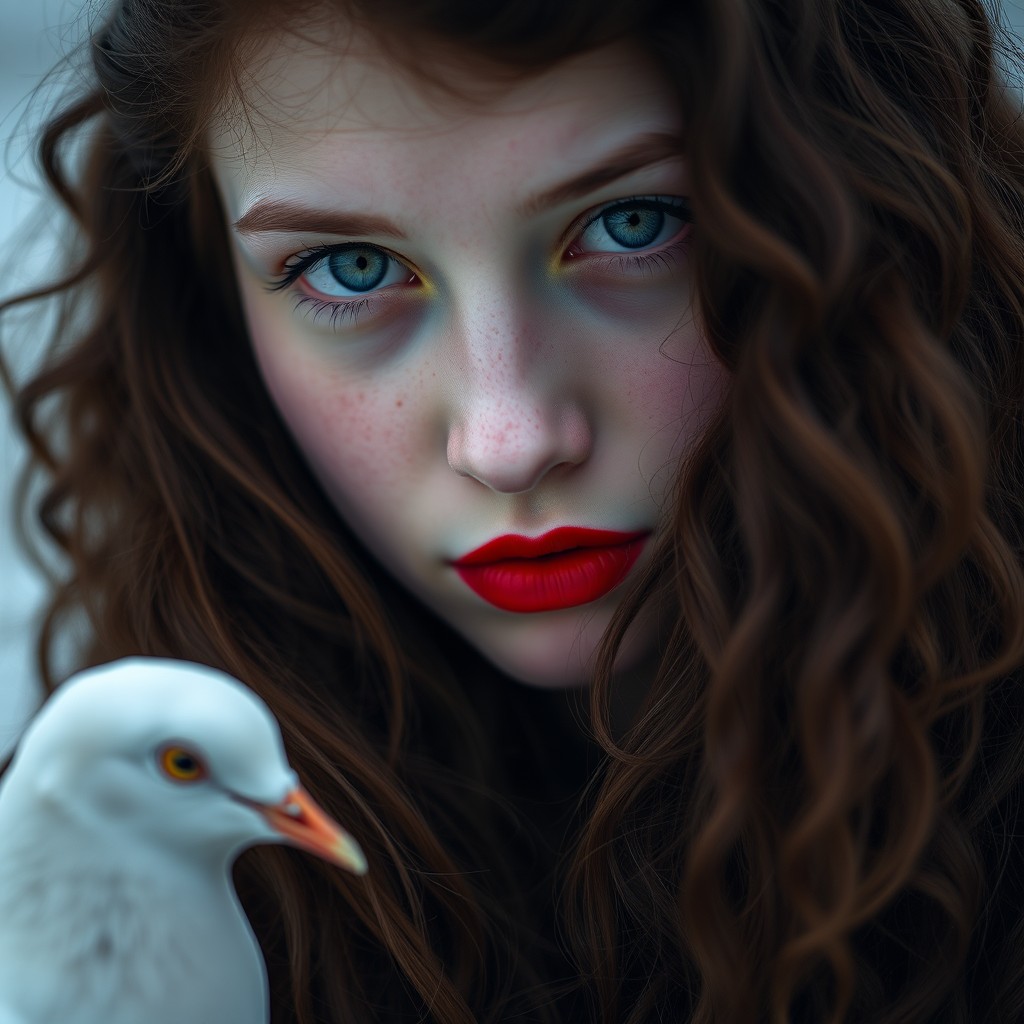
[303,245,414,296]
[272,243,417,299]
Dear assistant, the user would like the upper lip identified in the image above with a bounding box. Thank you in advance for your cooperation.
[452,527,649,566]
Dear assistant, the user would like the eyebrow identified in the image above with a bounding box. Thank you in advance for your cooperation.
[234,205,407,239]
[516,131,686,217]
[232,130,685,237]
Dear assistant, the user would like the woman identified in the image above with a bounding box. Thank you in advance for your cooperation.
[3,0,1024,1020]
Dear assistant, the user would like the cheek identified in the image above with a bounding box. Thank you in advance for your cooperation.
[595,314,727,493]
[646,334,727,440]
[567,263,726,445]
[637,363,724,505]
[244,316,422,516]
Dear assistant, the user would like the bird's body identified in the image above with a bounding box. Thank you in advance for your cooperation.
[0,658,366,1024]
[0,844,264,1024]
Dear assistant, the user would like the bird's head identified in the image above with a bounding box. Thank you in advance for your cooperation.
[0,658,366,875]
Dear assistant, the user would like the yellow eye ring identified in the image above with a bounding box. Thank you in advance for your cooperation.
[158,744,207,783]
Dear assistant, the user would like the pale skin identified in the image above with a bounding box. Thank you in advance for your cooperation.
[209,24,727,691]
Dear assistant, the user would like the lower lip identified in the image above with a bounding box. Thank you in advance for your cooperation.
[453,536,648,613]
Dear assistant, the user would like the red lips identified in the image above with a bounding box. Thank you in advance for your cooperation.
[451,527,649,613]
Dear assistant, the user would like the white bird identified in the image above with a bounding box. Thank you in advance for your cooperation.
[0,657,367,1024]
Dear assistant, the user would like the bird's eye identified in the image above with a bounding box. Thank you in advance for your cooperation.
[158,744,207,783]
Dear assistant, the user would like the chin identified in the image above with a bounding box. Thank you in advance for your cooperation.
[463,598,662,691]
[489,653,592,690]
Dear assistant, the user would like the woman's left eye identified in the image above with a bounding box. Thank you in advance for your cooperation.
[570,197,692,256]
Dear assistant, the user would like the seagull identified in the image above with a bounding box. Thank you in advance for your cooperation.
[0,657,367,1024]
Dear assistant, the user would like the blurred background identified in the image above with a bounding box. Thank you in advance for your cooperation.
[1,0,106,754]
[2,1,1024,755]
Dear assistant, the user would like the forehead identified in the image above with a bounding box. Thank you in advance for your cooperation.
[209,20,682,201]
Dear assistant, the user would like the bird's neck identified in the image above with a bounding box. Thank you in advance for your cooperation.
[0,795,241,915]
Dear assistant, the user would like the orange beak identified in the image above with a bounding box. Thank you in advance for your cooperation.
[259,786,367,876]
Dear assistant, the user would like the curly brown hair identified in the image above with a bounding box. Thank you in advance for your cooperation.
[4,0,1024,1021]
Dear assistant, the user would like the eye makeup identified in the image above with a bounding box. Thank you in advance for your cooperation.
[267,242,419,298]
[261,191,693,334]
[264,242,422,331]
[564,195,692,255]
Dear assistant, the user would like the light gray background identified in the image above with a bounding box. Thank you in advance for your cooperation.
[1,0,99,755]
[2,1,1024,755]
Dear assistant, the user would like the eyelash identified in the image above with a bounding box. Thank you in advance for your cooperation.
[267,194,693,326]
[288,295,373,329]
[569,195,692,256]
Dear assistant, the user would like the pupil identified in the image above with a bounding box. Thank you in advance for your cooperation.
[175,755,195,771]
[356,255,367,270]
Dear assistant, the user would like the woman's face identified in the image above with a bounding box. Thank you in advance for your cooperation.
[210,26,725,688]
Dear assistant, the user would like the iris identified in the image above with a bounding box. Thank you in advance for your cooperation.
[602,205,665,249]
[327,247,389,291]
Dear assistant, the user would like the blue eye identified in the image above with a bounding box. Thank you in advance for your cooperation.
[602,207,664,248]
[319,247,388,291]
[302,245,410,296]
[576,197,690,254]
[272,242,413,300]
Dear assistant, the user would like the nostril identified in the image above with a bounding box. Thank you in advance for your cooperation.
[446,403,592,495]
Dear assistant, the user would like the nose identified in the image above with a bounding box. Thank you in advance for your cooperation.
[445,305,592,495]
